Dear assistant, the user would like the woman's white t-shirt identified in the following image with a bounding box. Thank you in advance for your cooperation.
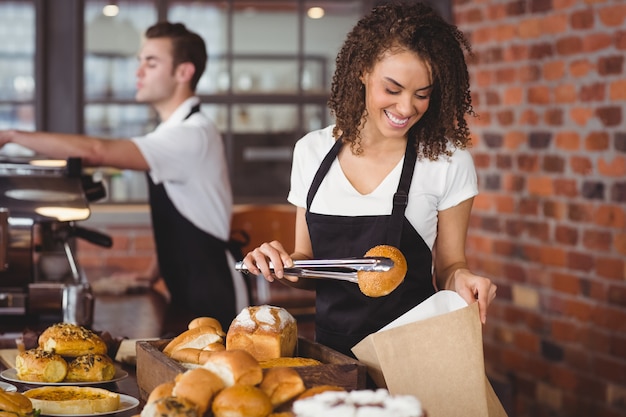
[287,125,478,251]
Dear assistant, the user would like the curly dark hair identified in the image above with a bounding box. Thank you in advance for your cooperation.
[145,22,207,91]
[329,1,475,159]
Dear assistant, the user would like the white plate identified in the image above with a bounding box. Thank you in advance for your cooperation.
[0,368,128,386]
[38,393,139,417]
[0,381,17,391]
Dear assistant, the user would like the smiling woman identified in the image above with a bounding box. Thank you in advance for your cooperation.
[240,0,497,361]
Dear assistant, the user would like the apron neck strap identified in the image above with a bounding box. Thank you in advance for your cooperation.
[185,103,201,120]
[306,138,343,209]
[306,137,417,247]
[387,140,417,247]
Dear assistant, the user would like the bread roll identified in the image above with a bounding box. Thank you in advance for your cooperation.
[169,342,225,366]
[38,323,108,357]
[163,326,224,356]
[0,391,35,417]
[23,386,120,415]
[259,367,305,408]
[211,385,272,417]
[169,349,213,366]
[357,245,407,297]
[15,348,68,383]
[188,317,225,336]
[146,382,175,405]
[140,396,199,417]
[65,354,116,382]
[226,305,297,362]
[173,368,224,415]
[202,349,263,387]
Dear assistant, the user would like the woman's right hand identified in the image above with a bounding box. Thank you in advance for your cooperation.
[242,240,297,282]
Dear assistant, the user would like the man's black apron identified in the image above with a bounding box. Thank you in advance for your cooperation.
[306,138,436,357]
[147,104,237,330]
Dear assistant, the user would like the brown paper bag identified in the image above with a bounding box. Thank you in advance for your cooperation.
[352,291,507,417]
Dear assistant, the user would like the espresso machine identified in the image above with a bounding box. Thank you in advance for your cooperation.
[0,155,111,328]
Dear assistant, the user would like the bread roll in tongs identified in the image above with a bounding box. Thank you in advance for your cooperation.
[235,244,407,297]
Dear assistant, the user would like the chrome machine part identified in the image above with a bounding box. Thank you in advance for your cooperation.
[0,156,109,326]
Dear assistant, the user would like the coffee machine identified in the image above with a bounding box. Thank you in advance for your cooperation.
[0,155,111,327]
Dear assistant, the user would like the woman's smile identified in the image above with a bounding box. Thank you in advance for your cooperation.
[384,109,411,127]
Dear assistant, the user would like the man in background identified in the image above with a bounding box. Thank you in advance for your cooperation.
[0,22,248,332]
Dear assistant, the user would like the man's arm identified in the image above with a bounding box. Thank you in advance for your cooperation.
[0,129,149,170]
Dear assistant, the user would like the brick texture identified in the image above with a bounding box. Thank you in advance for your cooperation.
[455,0,626,415]
[76,224,155,275]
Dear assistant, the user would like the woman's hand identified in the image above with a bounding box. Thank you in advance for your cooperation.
[242,240,297,282]
[449,268,496,324]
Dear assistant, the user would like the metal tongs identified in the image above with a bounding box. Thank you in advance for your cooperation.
[235,257,394,283]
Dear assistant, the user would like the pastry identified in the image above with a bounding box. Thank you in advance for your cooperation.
[23,386,120,415]
[292,388,424,417]
[226,305,297,362]
[15,348,68,383]
[163,326,224,357]
[172,368,224,415]
[38,323,107,357]
[0,391,37,417]
[202,349,263,387]
[140,396,199,417]
[65,353,116,382]
[259,367,305,408]
[211,384,272,417]
[259,357,321,369]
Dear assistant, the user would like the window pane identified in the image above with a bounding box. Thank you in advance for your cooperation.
[232,104,297,134]
[233,1,298,93]
[0,0,35,132]
[84,0,156,137]
[85,104,156,137]
[169,1,228,95]
[231,105,299,201]
[303,0,362,94]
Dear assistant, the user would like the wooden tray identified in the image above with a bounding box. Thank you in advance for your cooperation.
[136,337,366,400]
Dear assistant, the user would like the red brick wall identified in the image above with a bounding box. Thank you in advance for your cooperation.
[454,0,626,416]
[77,224,155,275]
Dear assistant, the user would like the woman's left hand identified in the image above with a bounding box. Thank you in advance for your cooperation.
[450,268,496,324]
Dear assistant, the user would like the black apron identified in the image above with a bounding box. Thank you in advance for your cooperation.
[147,104,237,331]
[306,138,435,357]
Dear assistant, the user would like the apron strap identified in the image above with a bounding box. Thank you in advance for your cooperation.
[387,141,417,247]
[306,138,343,210]
[306,136,417,248]
[185,103,201,120]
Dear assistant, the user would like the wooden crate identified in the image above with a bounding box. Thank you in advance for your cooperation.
[136,337,367,400]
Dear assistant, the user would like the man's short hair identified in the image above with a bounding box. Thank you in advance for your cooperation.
[145,21,207,91]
